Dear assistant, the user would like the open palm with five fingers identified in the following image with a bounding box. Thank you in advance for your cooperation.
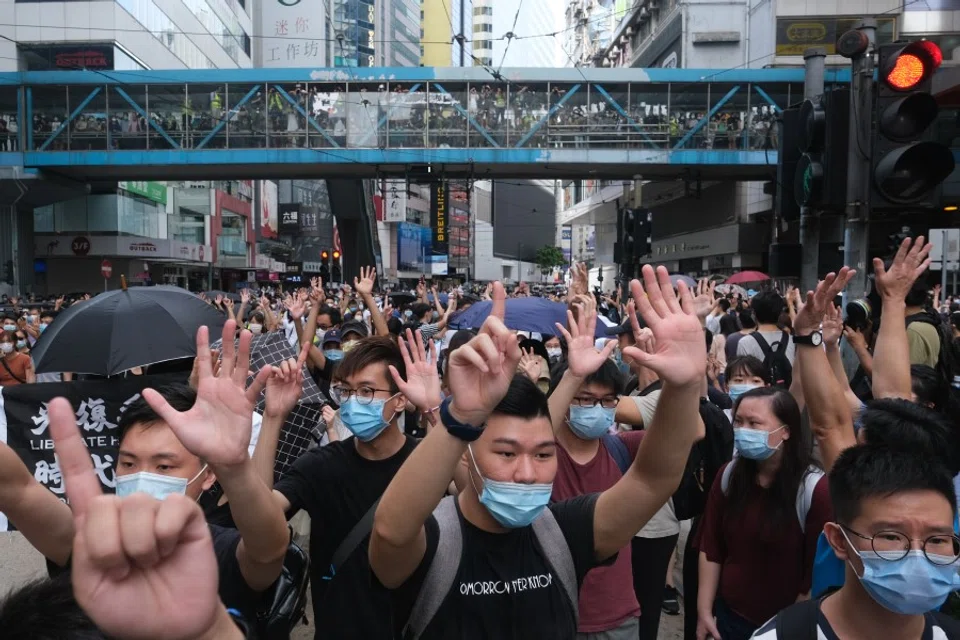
[874,235,932,302]
[354,266,377,297]
[143,320,272,469]
[265,340,310,419]
[793,267,856,337]
[623,265,706,387]
[389,329,442,412]
[557,294,615,377]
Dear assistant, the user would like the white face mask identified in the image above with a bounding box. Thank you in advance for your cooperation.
[115,465,208,501]
[248,323,263,335]
[546,347,562,359]
[0,343,13,355]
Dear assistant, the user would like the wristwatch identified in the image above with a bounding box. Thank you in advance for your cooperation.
[793,331,823,347]
[439,396,485,442]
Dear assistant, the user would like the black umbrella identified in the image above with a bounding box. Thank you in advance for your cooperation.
[389,292,417,306]
[31,285,227,376]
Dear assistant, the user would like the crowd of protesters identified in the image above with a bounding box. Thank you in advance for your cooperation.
[0,236,959,640]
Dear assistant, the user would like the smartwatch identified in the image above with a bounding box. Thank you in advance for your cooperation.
[793,331,823,347]
[439,396,484,442]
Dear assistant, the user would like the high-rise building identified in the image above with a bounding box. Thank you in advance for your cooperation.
[483,0,558,69]
[472,0,493,67]
[421,0,473,66]
[562,0,622,68]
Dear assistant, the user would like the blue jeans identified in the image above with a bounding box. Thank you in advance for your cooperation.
[713,598,759,640]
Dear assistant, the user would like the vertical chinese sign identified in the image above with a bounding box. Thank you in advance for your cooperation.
[259,0,327,67]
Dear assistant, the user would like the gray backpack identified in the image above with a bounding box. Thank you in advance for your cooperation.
[402,495,579,639]
[720,461,824,533]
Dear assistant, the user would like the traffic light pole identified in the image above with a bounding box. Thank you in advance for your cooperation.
[843,19,877,303]
[800,47,826,293]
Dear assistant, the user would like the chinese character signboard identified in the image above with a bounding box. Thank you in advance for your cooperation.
[279,204,300,234]
[119,181,168,205]
[0,374,186,531]
[775,16,895,55]
[260,0,326,66]
[384,179,407,223]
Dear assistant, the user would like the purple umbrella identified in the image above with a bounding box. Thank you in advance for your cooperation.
[449,297,609,338]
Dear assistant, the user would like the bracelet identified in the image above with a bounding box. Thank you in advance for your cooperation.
[422,405,441,426]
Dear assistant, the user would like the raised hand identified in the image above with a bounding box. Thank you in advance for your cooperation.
[518,347,542,383]
[622,266,706,387]
[265,341,309,419]
[556,294,616,377]
[214,294,223,307]
[223,297,234,311]
[874,236,932,303]
[693,279,716,321]
[49,398,232,640]
[793,267,856,336]
[354,266,377,297]
[389,329,442,412]
[240,289,251,305]
[446,282,521,426]
[143,320,272,469]
[284,293,306,321]
[843,326,868,352]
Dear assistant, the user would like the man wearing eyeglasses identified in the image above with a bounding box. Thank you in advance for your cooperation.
[753,445,960,639]
[545,299,644,640]
[265,335,422,639]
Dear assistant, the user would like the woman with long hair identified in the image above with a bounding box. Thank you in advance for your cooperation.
[695,387,831,640]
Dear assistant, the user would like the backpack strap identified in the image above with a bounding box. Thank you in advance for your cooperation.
[774,598,820,640]
[720,459,737,494]
[751,332,773,358]
[795,467,825,535]
[531,508,579,629]
[602,434,631,475]
[403,496,463,639]
[775,331,790,356]
[324,497,380,581]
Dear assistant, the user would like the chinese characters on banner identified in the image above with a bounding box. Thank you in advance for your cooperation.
[0,374,187,531]
[384,179,407,223]
[261,0,326,66]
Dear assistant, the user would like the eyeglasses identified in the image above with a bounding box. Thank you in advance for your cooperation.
[330,385,394,405]
[571,396,620,409]
[841,524,960,565]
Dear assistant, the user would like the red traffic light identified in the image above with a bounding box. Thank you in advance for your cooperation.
[882,41,942,91]
[321,250,329,260]
[333,250,341,260]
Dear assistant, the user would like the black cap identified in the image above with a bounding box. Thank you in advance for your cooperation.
[340,320,369,340]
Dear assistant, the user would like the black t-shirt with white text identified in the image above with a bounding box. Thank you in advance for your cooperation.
[391,493,606,639]
[274,435,418,639]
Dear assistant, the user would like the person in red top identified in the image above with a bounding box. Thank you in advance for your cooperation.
[547,296,644,639]
[696,387,831,640]
[0,330,34,385]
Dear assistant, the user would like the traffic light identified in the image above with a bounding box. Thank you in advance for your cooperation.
[795,88,849,212]
[617,208,637,267]
[3,260,12,285]
[871,40,955,209]
[319,250,330,281]
[331,249,342,283]
[776,105,802,222]
[634,208,652,259]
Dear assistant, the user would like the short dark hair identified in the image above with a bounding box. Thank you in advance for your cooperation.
[725,355,770,384]
[751,290,785,325]
[118,383,196,444]
[317,306,342,327]
[719,313,740,337]
[410,303,432,320]
[548,358,624,396]
[910,364,949,411]
[334,336,405,392]
[830,444,956,524]
[718,298,731,312]
[0,574,106,640]
[905,279,930,308]
[738,308,757,329]
[492,374,552,422]
[861,398,960,475]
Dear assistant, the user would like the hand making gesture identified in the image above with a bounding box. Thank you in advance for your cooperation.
[693,278,717,322]
[143,320,272,469]
[48,399,238,640]
[793,267,856,337]
[264,340,310,420]
[354,266,377,297]
[445,282,521,426]
[874,236,932,303]
[623,265,705,388]
[389,328,443,412]
[556,294,616,378]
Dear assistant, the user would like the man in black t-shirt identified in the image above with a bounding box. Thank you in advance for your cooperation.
[370,270,708,639]
[256,335,435,639]
[0,321,291,621]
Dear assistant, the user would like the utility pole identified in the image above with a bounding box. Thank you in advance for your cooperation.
[800,47,826,293]
[841,19,876,305]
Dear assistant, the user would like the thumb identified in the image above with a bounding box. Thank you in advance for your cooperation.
[600,339,617,360]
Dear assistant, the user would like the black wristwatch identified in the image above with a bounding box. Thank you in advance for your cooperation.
[794,331,823,347]
[439,396,484,442]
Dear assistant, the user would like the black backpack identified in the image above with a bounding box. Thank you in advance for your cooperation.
[672,398,734,521]
[752,331,793,388]
[773,597,960,640]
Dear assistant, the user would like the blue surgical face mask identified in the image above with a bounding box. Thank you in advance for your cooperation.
[728,383,761,402]
[340,394,397,442]
[467,445,552,528]
[2,324,15,332]
[403,309,413,319]
[733,425,784,460]
[16,340,27,349]
[324,348,344,362]
[115,465,208,500]
[39,322,48,332]
[567,404,616,440]
[841,528,960,615]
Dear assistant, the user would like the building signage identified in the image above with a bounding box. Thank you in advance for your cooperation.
[775,16,895,55]
[357,0,376,67]
[22,45,116,71]
[36,235,210,262]
[260,181,278,239]
[384,179,407,223]
[279,204,300,234]
[430,182,448,256]
[302,261,323,272]
[119,181,167,205]
[71,236,91,256]
[261,0,325,66]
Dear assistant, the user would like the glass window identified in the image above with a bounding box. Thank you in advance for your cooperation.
[220,210,247,255]
[116,0,217,68]
[118,194,163,237]
[170,212,206,244]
